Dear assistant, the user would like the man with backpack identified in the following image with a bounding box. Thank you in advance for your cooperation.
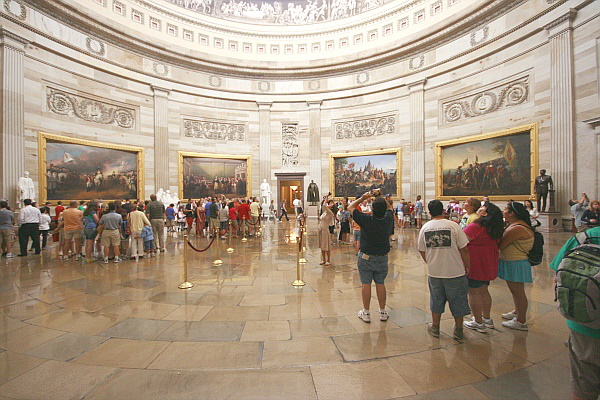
[550,227,600,400]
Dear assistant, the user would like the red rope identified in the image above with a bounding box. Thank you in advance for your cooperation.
[186,235,216,252]
[244,217,261,226]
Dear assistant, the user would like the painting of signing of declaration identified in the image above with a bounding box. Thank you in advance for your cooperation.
[179,152,251,200]
[330,149,400,200]
[39,133,143,203]
[436,124,538,200]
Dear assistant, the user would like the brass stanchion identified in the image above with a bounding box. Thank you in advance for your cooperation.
[291,222,305,287]
[226,220,234,253]
[179,234,194,289]
[299,220,307,264]
[212,227,223,266]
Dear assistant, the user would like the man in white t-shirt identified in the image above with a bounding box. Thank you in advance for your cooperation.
[292,197,303,217]
[418,199,470,341]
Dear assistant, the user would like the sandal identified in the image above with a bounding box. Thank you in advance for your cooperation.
[319,261,326,265]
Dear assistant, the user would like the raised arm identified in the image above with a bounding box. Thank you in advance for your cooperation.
[348,192,370,214]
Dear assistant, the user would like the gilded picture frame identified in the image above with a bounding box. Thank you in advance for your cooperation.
[178,152,252,200]
[329,148,401,200]
[38,132,144,204]
[435,123,539,201]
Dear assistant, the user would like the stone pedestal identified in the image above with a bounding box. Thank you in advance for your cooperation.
[306,204,319,219]
[537,212,564,233]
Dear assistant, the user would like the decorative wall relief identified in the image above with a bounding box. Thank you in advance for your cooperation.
[282,123,299,167]
[258,81,271,92]
[470,25,489,46]
[409,54,425,70]
[183,119,245,141]
[335,115,395,139]
[209,75,222,87]
[442,76,529,124]
[152,61,169,76]
[46,88,135,129]
[356,72,370,85]
[3,0,26,20]
[85,37,106,56]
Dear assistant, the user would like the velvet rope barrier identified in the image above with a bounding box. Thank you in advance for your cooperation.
[185,235,216,253]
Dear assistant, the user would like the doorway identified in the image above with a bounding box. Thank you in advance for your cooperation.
[275,172,306,214]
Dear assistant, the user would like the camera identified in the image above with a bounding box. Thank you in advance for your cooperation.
[371,188,381,197]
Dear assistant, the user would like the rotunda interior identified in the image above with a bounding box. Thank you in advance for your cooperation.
[0,0,599,398]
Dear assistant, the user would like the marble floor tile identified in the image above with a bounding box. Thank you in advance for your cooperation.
[332,325,453,362]
[0,351,47,385]
[289,316,359,339]
[59,278,121,296]
[262,337,342,368]
[74,338,170,368]
[387,349,487,394]
[25,332,108,362]
[387,307,433,327]
[53,293,123,312]
[148,341,261,370]
[0,314,28,334]
[98,300,179,319]
[202,305,270,321]
[240,320,290,341]
[529,310,569,333]
[147,291,206,305]
[471,359,571,399]
[156,320,245,342]
[311,360,416,400]
[269,303,321,320]
[343,314,401,333]
[85,367,317,400]
[0,299,61,320]
[161,305,213,321]
[0,289,31,307]
[26,309,125,335]
[402,384,489,400]
[0,324,66,353]
[98,317,176,340]
[313,299,366,318]
[239,293,286,306]
[0,360,114,400]
[196,293,243,306]
[24,286,90,304]
[121,278,164,289]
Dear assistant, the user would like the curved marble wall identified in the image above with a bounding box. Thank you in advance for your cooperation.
[0,0,598,222]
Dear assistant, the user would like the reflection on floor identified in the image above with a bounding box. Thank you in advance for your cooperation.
[0,220,575,399]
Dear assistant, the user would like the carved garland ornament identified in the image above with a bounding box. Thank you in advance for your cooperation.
[3,0,26,20]
[443,77,529,123]
[335,115,396,139]
[282,123,299,167]
[47,88,135,128]
[183,119,245,141]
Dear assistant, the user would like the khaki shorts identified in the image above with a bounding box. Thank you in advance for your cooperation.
[101,229,121,247]
[210,217,219,230]
[0,229,11,247]
[569,329,600,400]
[64,229,82,240]
[251,216,259,225]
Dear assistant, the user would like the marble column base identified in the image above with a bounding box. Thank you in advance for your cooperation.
[536,212,564,233]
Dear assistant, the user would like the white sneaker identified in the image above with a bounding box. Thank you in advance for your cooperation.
[378,309,389,321]
[502,311,518,320]
[358,309,371,323]
[501,317,528,331]
[75,255,81,261]
[102,258,109,264]
[114,257,122,263]
[5,253,16,258]
[464,319,487,333]
[483,317,495,329]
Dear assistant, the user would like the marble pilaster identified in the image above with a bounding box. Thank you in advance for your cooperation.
[408,80,426,203]
[257,102,272,198]
[307,101,322,195]
[152,86,170,193]
[0,30,28,206]
[545,10,577,217]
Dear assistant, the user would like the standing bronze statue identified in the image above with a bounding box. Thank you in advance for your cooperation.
[534,169,553,212]
[307,180,320,205]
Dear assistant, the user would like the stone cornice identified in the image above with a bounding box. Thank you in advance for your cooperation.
[0,28,30,47]
[583,117,600,129]
[543,8,577,32]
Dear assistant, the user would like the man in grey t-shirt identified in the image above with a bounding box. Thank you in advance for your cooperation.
[569,192,590,232]
[98,202,123,263]
[0,201,15,257]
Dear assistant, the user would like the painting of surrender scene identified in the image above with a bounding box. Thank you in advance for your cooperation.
[40,133,142,202]
[180,153,250,199]
[437,126,536,199]
[331,149,399,199]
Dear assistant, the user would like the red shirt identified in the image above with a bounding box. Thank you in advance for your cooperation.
[238,203,251,220]
[228,207,238,221]
[55,205,65,220]
[464,223,499,281]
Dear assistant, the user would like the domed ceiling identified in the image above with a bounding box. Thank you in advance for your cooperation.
[162,0,398,25]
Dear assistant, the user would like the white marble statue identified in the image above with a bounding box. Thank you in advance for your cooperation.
[163,189,180,206]
[260,179,271,205]
[17,171,35,208]
[156,188,165,203]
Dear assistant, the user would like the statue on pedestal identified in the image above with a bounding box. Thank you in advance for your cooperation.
[17,171,35,208]
[534,169,554,212]
[307,180,319,205]
[260,179,271,206]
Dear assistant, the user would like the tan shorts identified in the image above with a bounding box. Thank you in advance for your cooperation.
[64,229,82,240]
[210,217,219,230]
[568,329,600,400]
[101,229,121,247]
[251,216,259,225]
[0,229,11,247]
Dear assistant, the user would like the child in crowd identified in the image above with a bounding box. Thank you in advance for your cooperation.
[140,224,155,257]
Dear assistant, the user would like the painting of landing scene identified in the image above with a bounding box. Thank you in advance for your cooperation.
[330,149,400,199]
[180,153,251,199]
[436,124,538,200]
[39,133,143,203]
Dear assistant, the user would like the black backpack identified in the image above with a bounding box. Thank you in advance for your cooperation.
[514,224,544,266]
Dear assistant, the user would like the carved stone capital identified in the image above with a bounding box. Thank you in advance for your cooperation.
[307,101,323,110]
[257,102,272,110]
[152,85,171,97]
[544,9,577,34]
[408,79,427,92]
[583,117,600,130]
[0,28,29,50]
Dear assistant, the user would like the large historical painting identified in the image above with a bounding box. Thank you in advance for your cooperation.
[435,124,538,200]
[179,152,251,199]
[162,0,395,25]
[39,133,143,203]
[330,149,400,199]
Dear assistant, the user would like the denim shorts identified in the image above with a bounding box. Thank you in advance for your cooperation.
[357,252,388,284]
[428,275,470,317]
[353,230,361,242]
[144,240,154,251]
[467,278,490,289]
[84,228,97,240]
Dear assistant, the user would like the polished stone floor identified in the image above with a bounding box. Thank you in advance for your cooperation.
[0,220,575,399]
